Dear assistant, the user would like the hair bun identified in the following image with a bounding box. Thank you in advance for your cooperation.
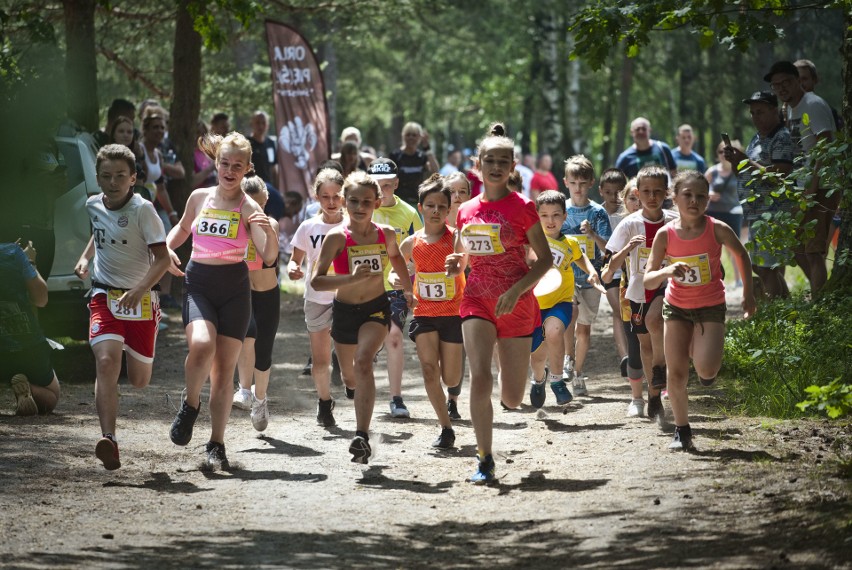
[489,123,506,137]
[427,172,442,183]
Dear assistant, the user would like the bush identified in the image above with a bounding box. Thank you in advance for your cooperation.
[722,292,852,418]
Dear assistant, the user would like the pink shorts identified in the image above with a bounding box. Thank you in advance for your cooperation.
[88,292,161,362]
[460,291,541,338]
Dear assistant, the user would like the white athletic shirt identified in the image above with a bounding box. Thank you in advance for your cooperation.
[87,193,167,290]
[605,209,679,303]
[143,146,162,185]
[606,209,626,281]
[290,214,345,304]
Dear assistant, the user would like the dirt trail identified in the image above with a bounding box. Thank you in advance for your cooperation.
[1,291,850,569]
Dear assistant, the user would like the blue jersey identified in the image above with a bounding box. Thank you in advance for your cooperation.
[560,200,612,289]
[615,140,676,178]
[672,149,707,173]
[0,243,44,352]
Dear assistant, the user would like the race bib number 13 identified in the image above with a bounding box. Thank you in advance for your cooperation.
[108,289,152,321]
[462,224,504,255]
[417,272,455,301]
[197,208,241,239]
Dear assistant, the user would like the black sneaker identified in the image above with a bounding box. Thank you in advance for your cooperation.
[205,441,230,469]
[349,435,371,464]
[170,399,200,446]
[330,350,342,386]
[344,385,355,400]
[668,425,694,452]
[699,376,717,387]
[317,398,336,427]
[651,365,667,389]
[432,427,456,449]
[301,356,312,376]
[647,394,663,420]
[447,399,462,420]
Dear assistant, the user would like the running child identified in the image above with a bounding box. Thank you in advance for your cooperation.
[529,190,603,408]
[603,166,678,420]
[311,171,415,464]
[644,170,755,450]
[369,158,423,419]
[232,174,281,432]
[74,144,171,470]
[560,155,612,396]
[399,175,466,448]
[287,168,349,428]
[167,132,278,469]
[446,123,552,484]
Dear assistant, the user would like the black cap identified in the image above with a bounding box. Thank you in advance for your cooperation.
[367,157,398,180]
[763,61,799,82]
[742,91,778,106]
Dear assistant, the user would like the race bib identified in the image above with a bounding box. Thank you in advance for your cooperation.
[568,234,595,257]
[108,289,152,321]
[461,224,504,255]
[197,208,241,239]
[417,272,455,301]
[245,239,257,262]
[547,236,577,272]
[670,253,712,286]
[348,243,387,274]
[637,247,668,274]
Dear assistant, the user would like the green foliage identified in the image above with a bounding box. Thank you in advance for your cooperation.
[723,292,852,418]
[187,0,262,50]
[797,376,852,418]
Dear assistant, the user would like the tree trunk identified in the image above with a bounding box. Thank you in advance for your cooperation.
[63,0,98,132]
[168,0,202,213]
[536,8,562,157]
[519,38,541,155]
[601,63,615,168]
[614,50,633,162]
[563,30,581,158]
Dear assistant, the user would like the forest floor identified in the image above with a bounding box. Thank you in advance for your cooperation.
[1,289,850,569]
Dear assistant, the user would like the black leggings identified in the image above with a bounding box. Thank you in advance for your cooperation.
[182,261,251,340]
[622,321,643,379]
[245,287,280,371]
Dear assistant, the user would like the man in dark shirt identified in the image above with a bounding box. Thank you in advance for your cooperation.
[249,111,279,186]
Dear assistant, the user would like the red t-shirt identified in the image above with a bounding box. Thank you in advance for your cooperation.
[530,171,559,193]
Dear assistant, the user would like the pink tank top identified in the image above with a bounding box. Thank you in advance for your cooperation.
[331,223,388,276]
[191,193,250,263]
[664,216,726,309]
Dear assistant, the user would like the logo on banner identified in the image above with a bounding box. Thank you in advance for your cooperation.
[279,116,318,170]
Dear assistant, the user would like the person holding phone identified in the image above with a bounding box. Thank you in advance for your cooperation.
[706,136,746,287]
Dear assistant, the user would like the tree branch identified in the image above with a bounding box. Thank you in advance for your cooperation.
[97,45,170,99]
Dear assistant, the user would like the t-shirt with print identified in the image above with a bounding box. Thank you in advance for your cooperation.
[290,214,346,304]
[86,193,167,290]
[615,140,676,178]
[388,149,429,206]
[739,125,795,222]
[671,149,707,173]
[0,243,44,352]
[456,192,539,299]
[560,200,612,289]
[372,195,423,291]
[605,209,679,303]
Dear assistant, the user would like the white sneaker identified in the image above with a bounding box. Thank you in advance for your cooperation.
[251,397,269,432]
[232,388,252,411]
[572,374,588,397]
[562,355,575,379]
[627,398,645,417]
[389,396,410,418]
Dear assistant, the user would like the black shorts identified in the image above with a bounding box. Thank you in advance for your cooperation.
[623,286,665,334]
[182,261,251,340]
[408,315,463,344]
[331,293,391,345]
[1,340,55,387]
[387,290,410,330]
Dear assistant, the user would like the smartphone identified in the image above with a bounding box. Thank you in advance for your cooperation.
[721,132,732,147]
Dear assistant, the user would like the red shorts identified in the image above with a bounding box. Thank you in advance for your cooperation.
[460,291,541,338]
[88,292,161,362]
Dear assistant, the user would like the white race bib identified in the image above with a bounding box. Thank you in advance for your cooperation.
[461,224,504,255]
[108,289,152,321]
[417,272,455,301]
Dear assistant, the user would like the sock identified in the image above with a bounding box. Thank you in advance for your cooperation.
[102,433,116,443]
[355,430,369,441]
[548,372,562,383]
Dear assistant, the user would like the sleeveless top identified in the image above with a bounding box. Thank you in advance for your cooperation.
[191,193,250,263]
[331,223,388,276]
[411,226,465,317]
[143,146,162,185]
[663,216,726,309]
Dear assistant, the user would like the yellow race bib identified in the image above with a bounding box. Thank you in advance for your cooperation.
[670,253,712,286]
[461,224,504,255]
[348,243,387,274]
[108,289,152,321]
[197,208,241,239]
[416,272,455,301]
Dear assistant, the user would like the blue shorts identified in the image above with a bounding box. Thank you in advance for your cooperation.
[387,290,409,330]
[531,301,573,353]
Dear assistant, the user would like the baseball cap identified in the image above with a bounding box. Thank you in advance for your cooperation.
[763,61,799,82]
[367,157,398,180]
[742,91,778,106]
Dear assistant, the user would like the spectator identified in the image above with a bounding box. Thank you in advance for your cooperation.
[332,126,375,169]
[279,190,305,265]
[705,139,746,287]
[794,59,843,129]
[439,148,463,176]
[339,141,363,178]
[389,121,439,207]
[672,124,707,173]
[615,117,677,178]
[95,98,136,148]
[529,153,559,199]
[514,149,534,197]
[210,112,230,137]
[193,119,217,189]
[249,111,278,186]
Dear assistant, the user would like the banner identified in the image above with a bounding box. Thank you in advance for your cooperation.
[265,21,330,198]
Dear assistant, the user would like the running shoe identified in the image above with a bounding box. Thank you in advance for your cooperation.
[550,379,573,405]
[344,385,355,400]
[647,394,663,420]
[699,376,717,387]
[661,389,669,400]
[432,427,456,449]
[232,387,252,411]
[205,441,230,469]
[469,453,496,484]
[620,356,629,378]
[95,435,121,471]
[389,396,410,418]
[669,425,694,452]
[317,398,336,427]
[447,399,462,420]
[349,435,371,464]
[651,365,667,389]
[170,399,200,446]
[11,374,38,416]
[330,350,342,386]
[251,397,269,432]
[572,374,589,397]
[627,398,645,418]
[301,356,312,376]
[529,379,547,408]
[562,355,575,379]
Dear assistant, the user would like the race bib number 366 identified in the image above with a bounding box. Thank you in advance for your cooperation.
[108,289,152,321]
[462,224,504,255]
[197,208,241,239]
[348,243,387,274]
